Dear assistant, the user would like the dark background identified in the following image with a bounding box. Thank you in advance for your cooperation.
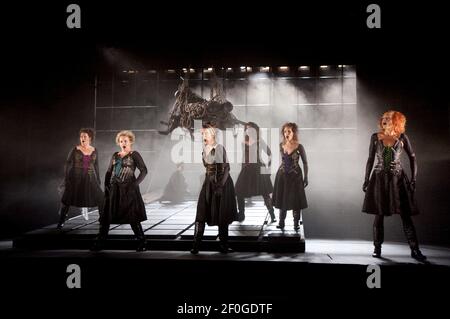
[1,1,448,244]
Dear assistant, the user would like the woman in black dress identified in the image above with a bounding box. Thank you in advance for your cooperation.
[191,124,238,254]
[57,128,104,228]
[91,130,148,252]
[235,122,275,223]
[272,122,308,231]
[363,110,426,261]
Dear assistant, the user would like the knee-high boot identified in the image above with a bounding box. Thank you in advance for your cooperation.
[90,221,110,251]
[401,215,426,261]
[293,210,301,231]
[237,196,246,222]
[372,215,384,257]
[263,194,276,223]
[218,224,233,253]
[131,222,147,252]
[57,204,70,229]
[191,222,205,254]
[277,210,287,230]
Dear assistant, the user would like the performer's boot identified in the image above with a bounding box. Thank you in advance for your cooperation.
[191,222,205,254]
[237,196,245,222]
[401,215,426,262]
[411,249,427,262]
[293,210,301,231]
[132,222,147,252]
[218,224,233,253]
[90,222,109,251]
[276,210,287,230]
[57,204,70,229]
[263,195,276,223]
[372,215,384,258]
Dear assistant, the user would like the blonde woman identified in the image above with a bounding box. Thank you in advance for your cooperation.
[191,124,238,254]
[272,122,308,231]
[363,111,426,261]
[91,130,148,251]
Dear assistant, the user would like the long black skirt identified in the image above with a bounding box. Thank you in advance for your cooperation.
[62,169,103,207]
[272,169,308,211]
[235,164,273,197]
[102,178,147,224]
[196,175,239,226]
[362,170,419,216]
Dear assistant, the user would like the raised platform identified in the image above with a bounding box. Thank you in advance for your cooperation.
[13,200,305,252]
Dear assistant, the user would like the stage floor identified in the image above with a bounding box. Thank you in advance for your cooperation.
[3,211,450,298]
[13,200,305,252]
[4,239,450,266]
[2,237,450,297]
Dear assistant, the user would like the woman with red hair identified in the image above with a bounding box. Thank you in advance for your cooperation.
[272,122,308,231]
[363,111,426,261]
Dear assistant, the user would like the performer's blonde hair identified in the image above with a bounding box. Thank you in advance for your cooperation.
[201,124,217,141]
[115,130,136,145]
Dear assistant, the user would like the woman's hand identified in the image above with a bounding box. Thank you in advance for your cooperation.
[362,180,369,192]
[409,180,416,192]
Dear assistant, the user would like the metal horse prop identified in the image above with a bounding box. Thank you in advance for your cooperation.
[159,74,247,138]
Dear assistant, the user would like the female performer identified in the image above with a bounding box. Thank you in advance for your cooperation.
[272,122,308,231]
[363,110,426,261]
[235,122,275,223]
[57,128,103,228]
[91,130,148,252]
[191,124,238,254]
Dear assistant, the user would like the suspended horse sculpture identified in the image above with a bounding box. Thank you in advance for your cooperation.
[159,73,247,137]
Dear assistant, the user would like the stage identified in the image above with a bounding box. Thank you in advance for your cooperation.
[13,199,305,252]
[5,199,450,294]
[3,201,450,310]
[2,238,450,294]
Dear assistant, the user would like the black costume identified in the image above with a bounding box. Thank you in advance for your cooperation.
[235,140,275,222]
[363,133,425,260]
[58,147,104,228]
[92,151,148,251]
[191,144,238,254]
[272,143,308,230]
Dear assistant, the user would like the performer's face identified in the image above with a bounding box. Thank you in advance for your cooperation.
[202,129,215,145]
[283,127,294,142]
[118,136,132,152]
[80,133,91,146]
[381,113,393,131]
